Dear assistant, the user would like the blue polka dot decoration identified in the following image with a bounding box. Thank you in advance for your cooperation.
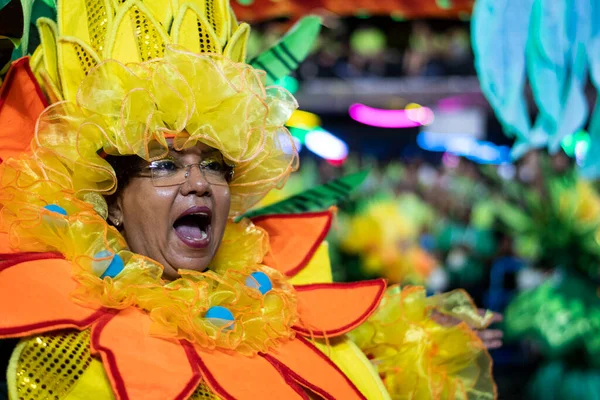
[92,250,125,279]
[43,204,67,216]
[245,271,273,295]
[205,306,235,330]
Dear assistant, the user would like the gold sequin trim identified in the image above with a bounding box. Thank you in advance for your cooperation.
[197,18,218,53]
[85,0,108,53]
[205,0,220,45]
[190,381,221,399]
[132,5,165,61]
[72,42,97,75]
[15,330,92,400]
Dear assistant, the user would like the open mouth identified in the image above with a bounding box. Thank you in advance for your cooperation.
[173,208,212,249]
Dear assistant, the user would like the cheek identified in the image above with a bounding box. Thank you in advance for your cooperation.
[121,182,175,243]
[213,186,231,229]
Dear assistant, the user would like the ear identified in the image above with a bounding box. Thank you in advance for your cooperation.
[107,195,124,227]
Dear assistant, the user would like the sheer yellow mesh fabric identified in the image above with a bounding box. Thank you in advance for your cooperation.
[11,330,223,399]
[348,286,496,400]
[13,330,93,400]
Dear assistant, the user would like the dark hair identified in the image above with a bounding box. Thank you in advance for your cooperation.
[104,155,144,203]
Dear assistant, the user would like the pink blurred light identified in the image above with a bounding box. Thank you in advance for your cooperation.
[442,152,460,169]
[349,103,434,128]
[406,106,435,125]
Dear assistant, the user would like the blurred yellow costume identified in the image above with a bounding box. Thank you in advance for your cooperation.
[339,198,438,284]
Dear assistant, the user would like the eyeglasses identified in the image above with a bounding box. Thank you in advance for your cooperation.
[136,157,234,187]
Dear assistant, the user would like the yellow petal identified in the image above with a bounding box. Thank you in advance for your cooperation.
[224,23,250,62]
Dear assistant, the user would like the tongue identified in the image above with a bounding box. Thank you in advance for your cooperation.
[174,222,207,241]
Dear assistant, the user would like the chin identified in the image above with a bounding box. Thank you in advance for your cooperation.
[170,255,212,275]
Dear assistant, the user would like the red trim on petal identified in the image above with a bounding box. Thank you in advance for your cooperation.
[91,309,202,400]
[261,356,311,400]
[90,313,129,400]
[178,341,204,400]
[263,336,366,400]
[195,355,235,400]
[252,211,333,277]
[0,252,64,271]
[293,279,386,337]
[0,258,107,339]
[195,355,309,400]
[193,348,309,400]
[0,309,107,338]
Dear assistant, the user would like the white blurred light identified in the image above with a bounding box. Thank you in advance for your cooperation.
[575,140,590,166]
[427,267,450,293]
[418,131,510,164]
[497,163,516,180]
[278,130,298,155]
[423,107,485,138]
[292,136,303,152]
[517,267,547,291]
[305,129,349,161]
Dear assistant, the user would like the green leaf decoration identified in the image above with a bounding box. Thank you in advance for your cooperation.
[1,0,56,75]
[249,15,321,85]
[242,170,369,220]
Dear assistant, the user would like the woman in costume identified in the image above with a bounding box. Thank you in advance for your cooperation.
[0,1,497,399]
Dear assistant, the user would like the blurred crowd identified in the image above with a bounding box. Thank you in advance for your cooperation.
[257,147,600,399]
[247,17,474,79]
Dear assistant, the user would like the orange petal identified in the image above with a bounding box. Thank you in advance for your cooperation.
[293,280,386,337]
[264,336,366,400]
[0,257,106,338]
[0,57,48,162]
[90,308,201,400]
[0,232,15,253]
[252,211,332,277]
[193,347,308,400]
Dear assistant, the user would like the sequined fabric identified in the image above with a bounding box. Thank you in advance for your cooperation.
[14,329,221,399]
[15,330,92,400]
[190,382,221,399]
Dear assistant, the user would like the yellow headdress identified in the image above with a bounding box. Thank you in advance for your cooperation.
[13,0,299,216]
[31,0,250,102]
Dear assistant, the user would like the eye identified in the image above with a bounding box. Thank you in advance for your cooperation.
[202,158,227,172]
[149,159,179,172]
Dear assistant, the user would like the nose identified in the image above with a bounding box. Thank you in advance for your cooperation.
[179,164,211,197]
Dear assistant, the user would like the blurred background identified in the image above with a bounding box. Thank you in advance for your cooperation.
[232,1,600,399]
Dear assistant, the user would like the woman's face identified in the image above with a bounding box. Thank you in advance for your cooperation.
[109,143,231,280]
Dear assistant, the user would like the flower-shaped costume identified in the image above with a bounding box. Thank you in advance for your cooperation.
[0,1,496,399]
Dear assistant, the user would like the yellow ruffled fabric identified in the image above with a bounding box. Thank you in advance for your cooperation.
[211,218,270,274]
[339,200,438,284]
[30,45,298,216]
[349,286,496,400]
[0,163,297,355]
